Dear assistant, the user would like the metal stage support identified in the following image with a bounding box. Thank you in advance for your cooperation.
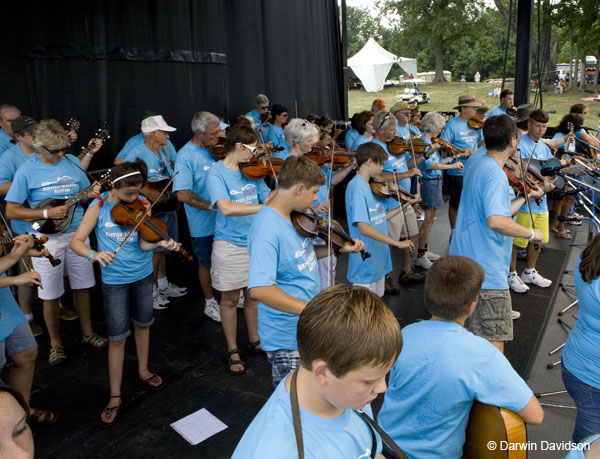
[514,0,534,106]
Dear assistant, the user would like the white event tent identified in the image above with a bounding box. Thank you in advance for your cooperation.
[348,37,418,92]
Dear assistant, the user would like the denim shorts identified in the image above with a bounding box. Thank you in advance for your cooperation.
[0,322,38,368]
[102,273,154,341]
[562,364,600,444]
[266,349,300,388]
[153,211,179,253]
[447,175,464,209]
[467,289,513,341]
[191,235,214,267]
[421,177,444,209]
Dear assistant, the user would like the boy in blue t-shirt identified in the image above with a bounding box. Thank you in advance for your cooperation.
[378,256,543,459]
[248,156,364,387]
[233,284,402,458]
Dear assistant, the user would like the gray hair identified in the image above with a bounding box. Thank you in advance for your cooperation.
[421,112,446,134]
[191,111,220,134]
[32,119,69,150]
[0,104,20,121]
[372,111,397,131]
[256,94,269,106]
[284,119,319,146]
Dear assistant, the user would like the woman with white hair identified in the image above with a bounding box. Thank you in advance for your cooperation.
[414,112,464,270]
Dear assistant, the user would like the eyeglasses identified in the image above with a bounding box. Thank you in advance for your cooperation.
[43,146,68,155]
[258,105,269,110]
[242,143,257,154]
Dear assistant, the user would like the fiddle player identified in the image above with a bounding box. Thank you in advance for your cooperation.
[570,103,600,153]
[371,110,424,291]
[487,89,515,119]
[245,94,270,129]
[123,115,187,309]
[70,161,181,426]
[442,95,484,239]
[344,112,360,149]
[345,143,416,297]
[409,105,422,137]
[450,115,544,353]
[389,101,415,140]
[0,104,21,154]
[173,112,221,322]
[6,119,106,366]
[378,256,543,459]
[207,125,272,375]
[508,109,556,293]
[347,110,375,151]
[263,104,290,156]
[248,155,364,387]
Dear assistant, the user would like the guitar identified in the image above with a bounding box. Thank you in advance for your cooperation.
[463,401,527,459]
[30,173,111,234]
[142,179,180,215]
[77,123,111,160]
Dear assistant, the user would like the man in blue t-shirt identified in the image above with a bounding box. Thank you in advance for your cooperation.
[450,115,544,353]
[441,95,484,238]
[0,104,21,154]
[245,93,270,130]
[248,156,364,387]
[378,256,543,459]
[487,89,515,119]
[173,111,220,322]
[233,284,402,458]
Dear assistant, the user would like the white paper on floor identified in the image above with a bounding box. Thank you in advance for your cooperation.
[171,408,228,445]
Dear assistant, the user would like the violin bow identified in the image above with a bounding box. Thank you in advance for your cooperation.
[0,204,35,275]
[517,147,540,251]
[326,131,337,287]
[393,169,413,257]
[257,116,279,186]
[113,172,179,257]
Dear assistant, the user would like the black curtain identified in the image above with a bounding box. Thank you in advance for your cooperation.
[0,0,344,169]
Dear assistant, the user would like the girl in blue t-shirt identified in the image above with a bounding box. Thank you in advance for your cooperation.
[207,125,272,375]
[70,160,181,427]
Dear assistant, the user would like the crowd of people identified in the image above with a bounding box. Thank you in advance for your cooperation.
[0,89,599,457]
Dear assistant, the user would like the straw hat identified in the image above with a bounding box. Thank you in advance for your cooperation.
[453,95,484,109]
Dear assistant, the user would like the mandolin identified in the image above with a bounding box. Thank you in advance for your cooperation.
[463,401,527,459]
[31,173,111,234]
[77,123,111,160]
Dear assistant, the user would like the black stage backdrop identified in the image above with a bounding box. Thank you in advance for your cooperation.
[0,0,344,169]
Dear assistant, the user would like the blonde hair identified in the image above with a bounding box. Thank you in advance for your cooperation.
[32,119,69,150]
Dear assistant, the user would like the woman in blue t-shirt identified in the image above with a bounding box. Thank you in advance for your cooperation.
[70,161,181,427]
[562,233,600,443]
[349,110,375,151]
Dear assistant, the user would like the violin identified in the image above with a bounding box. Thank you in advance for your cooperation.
[305,146,356,168]
[467,114,484,130]
[369,178,415,204]
[0,232,61,267]
[210,138,226,161]
[259,112,271,124]
[110,199,192,261]
[432,138,468,158]
[239,155,284,180]
[290,210,370,261]
[387,136,429,156]
[507,106,518,116]
[503,157,544,205]
[575,137,599,159]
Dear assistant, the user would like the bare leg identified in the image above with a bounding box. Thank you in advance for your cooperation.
[133,325,152,380]
[152,253,166,282]
[448,206,458,230]
[525,242,540,270]
[43,298,61,347]
[72,289,93,337]
[510,245,518,272]
[106,340,125,406]
[220,289,243,372]
[418,209,436,250]
[17,285,35,316]
[242,287,260,344]
[402,235,418,273]
[198,265,214,300]
[8,347,38,406]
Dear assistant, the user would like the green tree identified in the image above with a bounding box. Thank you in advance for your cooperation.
[346,6,385,58]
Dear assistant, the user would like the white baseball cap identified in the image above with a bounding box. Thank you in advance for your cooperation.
[141,115,177,133]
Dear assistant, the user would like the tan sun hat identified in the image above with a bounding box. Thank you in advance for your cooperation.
[453,95,484,109]
[390,101,417,114]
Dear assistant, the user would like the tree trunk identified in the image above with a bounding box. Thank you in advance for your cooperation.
[579,57,585,90]
[433,40,445,83]
[574,49,579,90]
[595,48,600,87]
[568,27,573,89]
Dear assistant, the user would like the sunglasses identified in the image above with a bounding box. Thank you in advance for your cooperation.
[44,146,69,155]
[258,105,269,110]
[374,112,391,130]
[242,143,257,154]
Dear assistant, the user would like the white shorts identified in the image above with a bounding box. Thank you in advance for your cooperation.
[353,277,385,298]
[31,232,95,300]
[210,240,249,292]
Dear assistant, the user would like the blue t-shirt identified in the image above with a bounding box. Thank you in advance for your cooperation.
[409,124,422,137]
[232,373,381,458]
[91,193,153,285]
[349,133,371,152]
[264,124,290,155]
[345,175,392,284]
[0,145,38,234]
[563,259,600,389]
[487,105,511,118]
[395,123,411,140]
[345,128,359,149]
[464,145,488,173]
[0,130,12,155]
[0,279,27,342]
[517,135,553,214]
[245,109,261,128]
[441,117,483,176]
[273,149,293,161]
[6,155,90,233]
[418,137,442,179]
[248,206,320,351]
[115,132,177,161]
[315,165,333,215]
[172,141,216,237]
[123,143,175,182]
[372,139,410,211]
[378,321,533,459]
[207,161,270,246]
[449,155,512,290]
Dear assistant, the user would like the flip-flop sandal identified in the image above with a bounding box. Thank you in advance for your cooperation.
[140,374,166,391]
[30,408,60,425]
[228,349,246,375]
[99,396,122,428]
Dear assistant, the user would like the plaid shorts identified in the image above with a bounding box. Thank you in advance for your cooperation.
[266,349,300,388]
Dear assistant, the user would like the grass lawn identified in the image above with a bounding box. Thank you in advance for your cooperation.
[348,81,600,127]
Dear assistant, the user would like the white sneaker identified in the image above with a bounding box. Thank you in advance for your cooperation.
[152,290,170,310]
[237,291,245,309]
[415,255,433,270]
[204,298,221,322]
[511,310,521,320]
[423,250,440,261]
[520,269,552,288]
[508,273,530,293]
[159,283,188,298]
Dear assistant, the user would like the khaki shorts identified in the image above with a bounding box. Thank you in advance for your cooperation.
[388,205,419,240]
[210,240,249,291]
[513,212,549,248]
[467,289,513,342]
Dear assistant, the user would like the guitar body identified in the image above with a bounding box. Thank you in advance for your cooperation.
[30,198,76,234]
[143,179,180,214]
[464,401,527,459]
